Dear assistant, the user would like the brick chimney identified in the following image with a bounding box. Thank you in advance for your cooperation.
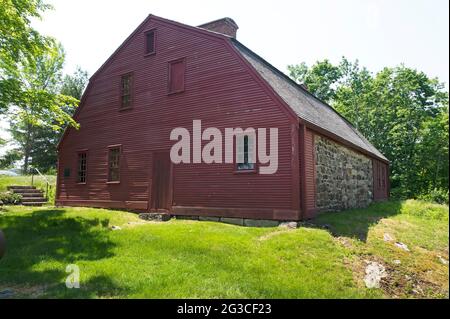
[198,18,239,38]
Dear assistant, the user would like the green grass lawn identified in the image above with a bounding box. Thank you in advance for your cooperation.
[0,200,448,299]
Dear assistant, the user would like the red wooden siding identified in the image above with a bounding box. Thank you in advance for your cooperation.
[373,159,389,200]
[56,18,299,220]
[303,128,316,218]
[168,58,185,94]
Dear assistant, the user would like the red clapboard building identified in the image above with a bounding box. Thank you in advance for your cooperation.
[56,15,389,221]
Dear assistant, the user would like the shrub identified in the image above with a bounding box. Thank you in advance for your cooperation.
[418,188,449,205]
[0,192,22,205]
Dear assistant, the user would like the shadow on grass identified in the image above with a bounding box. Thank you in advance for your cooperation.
[0,208,121,298]
[307,201,403,242]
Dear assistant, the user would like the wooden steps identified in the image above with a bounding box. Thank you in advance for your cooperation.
[7,186,47,206]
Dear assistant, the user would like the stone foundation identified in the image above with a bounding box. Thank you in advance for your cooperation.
[175,215,292,227]
[315,135,373,211]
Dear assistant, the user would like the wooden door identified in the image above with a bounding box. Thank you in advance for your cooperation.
[150,152,172,211]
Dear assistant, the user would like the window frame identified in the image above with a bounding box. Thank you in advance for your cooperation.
[234,133,257,174]
[167,57,186,95]
[119,72,134,110]
[144,29,156,56]
[107,145,122,184]
[76,149,88,184]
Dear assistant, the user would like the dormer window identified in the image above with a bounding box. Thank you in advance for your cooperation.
[145,30,156,55]
[120,73,133,109]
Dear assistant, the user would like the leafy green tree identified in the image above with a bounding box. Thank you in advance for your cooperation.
[0,0,52,112]
[7,41,79,173]
[25,67,89,172]
[0,149,22,169]
[60,67,89,100]
[288,60,341,103]
[288,58,449,199]
[1,0,78,132]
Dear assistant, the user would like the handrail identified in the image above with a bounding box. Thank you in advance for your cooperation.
[30,167,51,200]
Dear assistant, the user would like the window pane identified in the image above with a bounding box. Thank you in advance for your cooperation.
[108,148,120,181]
[146,31,155,54]
[77,152,87,183]
[121,74,132,108]
[237,135,255,171]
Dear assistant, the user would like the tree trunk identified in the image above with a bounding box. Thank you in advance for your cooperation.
[22,122,33,174]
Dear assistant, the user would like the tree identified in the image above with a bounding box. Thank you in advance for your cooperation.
[287,60,342,103]
[7,41,79,173]
[25,67,89,172]
[60,67,89,100]
[0,0,52,112]
[288,58,449,199]
[0,149,22,169]
[1,0,78,132]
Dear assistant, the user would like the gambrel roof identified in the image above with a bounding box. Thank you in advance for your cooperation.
[61,14,388,162]
[231,40,387,161]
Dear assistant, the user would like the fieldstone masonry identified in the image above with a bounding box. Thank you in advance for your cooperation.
[315,135,373,211]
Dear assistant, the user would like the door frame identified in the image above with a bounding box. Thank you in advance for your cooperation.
[148,150,173,212]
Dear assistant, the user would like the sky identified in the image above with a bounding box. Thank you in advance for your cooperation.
[1,0,449,152]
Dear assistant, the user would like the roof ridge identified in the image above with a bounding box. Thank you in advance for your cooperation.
[231,39,359,129]
[230,39,387,162]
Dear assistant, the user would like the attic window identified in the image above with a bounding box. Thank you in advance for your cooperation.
[145,30,156,55]
[120,73,133,109]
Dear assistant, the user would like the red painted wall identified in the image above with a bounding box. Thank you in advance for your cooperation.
[57,17,299,220]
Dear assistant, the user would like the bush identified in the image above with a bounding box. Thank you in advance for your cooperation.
[0,191,22,205]
[418,188,449,205]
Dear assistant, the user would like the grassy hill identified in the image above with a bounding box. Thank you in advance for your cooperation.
[0,198,448,298]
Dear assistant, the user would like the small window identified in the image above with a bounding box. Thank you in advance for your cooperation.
[108,147,121,182]
[145,30,155,55]
[237,135,255,171]
[77,152,87,183]
[64,168,71,178]
[120,73,133,109]
[168,59,185,94]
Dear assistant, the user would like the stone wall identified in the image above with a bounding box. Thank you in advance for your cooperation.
[315,135,373,211]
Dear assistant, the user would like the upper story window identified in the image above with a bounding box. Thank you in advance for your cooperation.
[168,58,186,94]
[145,30,156,55]
[236,135,256,171]
[77,151,87,183]
[108,146,121,182]
[120,73,133,109]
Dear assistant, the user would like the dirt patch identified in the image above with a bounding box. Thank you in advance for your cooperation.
[345,254,448,299]
[380,262,448,298]
[0,283,56,298]
[335,236,354,249]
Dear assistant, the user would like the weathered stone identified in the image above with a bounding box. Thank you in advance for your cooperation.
[0,289,14,299]
[243,219,279,227]
[395,242,410,252]
[220,217,244,226]
[279,221,298,229]
[175,215,198,220]
[139,213,171,222]
[315,135,373,211]
[199,216,220,222]
[364,262,387,288]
